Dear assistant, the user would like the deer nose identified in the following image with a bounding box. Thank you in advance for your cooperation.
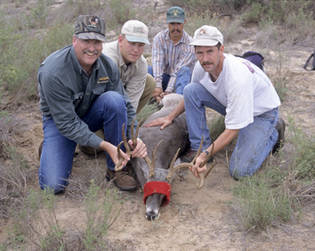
[145,211,160,221]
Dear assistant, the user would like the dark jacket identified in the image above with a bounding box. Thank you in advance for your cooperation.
[38,45,135,148]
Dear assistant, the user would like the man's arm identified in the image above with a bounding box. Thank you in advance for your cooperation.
[144,99,185,129]
[151,33,165,89]
[123,58,147,111]
[192,129,239,176]
[165,37,196,92]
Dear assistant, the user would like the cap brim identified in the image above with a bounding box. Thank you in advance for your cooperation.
[190,39,220,46]
[125,34,150,45]
[76,32,106,42]
[166,18,184,24]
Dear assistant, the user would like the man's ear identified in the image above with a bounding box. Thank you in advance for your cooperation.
[72,35,77,45]
[118,34,124,43]
[220,44,225,53]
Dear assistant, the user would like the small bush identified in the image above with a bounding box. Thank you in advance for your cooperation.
[233,119,315,231]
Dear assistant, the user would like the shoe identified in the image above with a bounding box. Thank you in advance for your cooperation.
[181,149,214,163]
[106,169,138,192]
[272,117,286,154]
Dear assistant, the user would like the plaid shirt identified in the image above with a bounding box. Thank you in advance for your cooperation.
[151,29,196,92]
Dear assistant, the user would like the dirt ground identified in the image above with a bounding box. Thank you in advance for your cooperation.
[1,1,315,250]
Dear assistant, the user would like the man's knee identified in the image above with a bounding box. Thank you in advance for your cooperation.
[99,91,126,112]
[183,83,199,98]
[179,66,191,75]
[229,162,258,180]
[145,74,156,92]
[39,177,67,194]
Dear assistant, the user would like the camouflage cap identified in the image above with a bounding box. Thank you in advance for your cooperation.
[74,15,106,42]
[166,6,185,24]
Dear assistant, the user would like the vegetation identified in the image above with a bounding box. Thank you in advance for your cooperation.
[234,118,315,231]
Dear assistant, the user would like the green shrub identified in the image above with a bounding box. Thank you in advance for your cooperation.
[288,118,315,180]
[234,170,295,231]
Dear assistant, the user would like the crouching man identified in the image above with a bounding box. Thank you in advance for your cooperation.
[146,25,285,180]
[38,15,147,194]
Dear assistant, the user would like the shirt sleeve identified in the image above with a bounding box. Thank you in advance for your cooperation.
[152,33,164,89]
[38,71,103,148]
[165,40,196,92]
[105,62,137,137]
[124,59,147,111]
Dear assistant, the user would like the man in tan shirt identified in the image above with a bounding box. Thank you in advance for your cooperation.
[103,20,155,113]
[80,20,155,191]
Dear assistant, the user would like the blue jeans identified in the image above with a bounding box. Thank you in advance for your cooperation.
[148,66,192,94]
[38,91,128,193]
[183,83,279,179]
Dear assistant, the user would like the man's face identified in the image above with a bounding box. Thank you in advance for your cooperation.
[195,45,224,73]
[72,36,102,72]
[168,22,184,42]
[118,35,145,64]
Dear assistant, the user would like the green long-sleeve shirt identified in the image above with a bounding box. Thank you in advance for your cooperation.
[38,45,136,148]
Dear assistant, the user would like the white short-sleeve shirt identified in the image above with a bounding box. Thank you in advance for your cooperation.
[191,54,281,129]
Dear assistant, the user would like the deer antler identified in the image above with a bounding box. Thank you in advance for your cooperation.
[115,123,132,171]
[115,119,152,172]
[148,140,163,178]
[167,137,216,188]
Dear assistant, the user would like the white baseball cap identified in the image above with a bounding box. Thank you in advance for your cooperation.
[121,20,150,45]
[190,25,224,46]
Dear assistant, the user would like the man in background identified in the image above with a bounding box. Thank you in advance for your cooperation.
[149,6,196,103]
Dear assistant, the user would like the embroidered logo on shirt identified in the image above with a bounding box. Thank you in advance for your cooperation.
[97,76,109,84]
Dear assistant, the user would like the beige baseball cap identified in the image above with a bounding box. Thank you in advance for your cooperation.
[121,20,150,45]
[190,25,224,46]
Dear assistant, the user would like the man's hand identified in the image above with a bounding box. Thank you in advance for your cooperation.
[190,152,208,177]
[143,116,173,130]
[152,87,163,103]
[100,141,130,170]
[128,138,147,158]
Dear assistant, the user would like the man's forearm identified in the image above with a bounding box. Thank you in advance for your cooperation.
[167,99,185,121]
[206,128,239,155]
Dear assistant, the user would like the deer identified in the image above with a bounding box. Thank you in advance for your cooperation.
[116,94,216,220]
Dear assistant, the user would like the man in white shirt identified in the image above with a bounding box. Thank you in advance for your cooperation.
[145,25,285,179]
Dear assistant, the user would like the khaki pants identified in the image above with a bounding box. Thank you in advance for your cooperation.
[137,74,156,113]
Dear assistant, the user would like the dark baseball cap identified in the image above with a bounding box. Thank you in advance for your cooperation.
[74,15,106,42]
[166,6,185,24]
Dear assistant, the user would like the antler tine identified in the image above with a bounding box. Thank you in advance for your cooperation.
[121,123,130,153]
[198,142,216,188]
[130,118,139,147]
[114,141,125,171]
[149,140,163,178]
[192,136,204,164]
[167,137,205,182]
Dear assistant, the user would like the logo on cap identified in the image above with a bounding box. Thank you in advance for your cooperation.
[88,16,99,28]
[172,9,179,16]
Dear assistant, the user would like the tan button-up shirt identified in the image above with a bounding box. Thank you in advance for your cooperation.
[102,41,147,111]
